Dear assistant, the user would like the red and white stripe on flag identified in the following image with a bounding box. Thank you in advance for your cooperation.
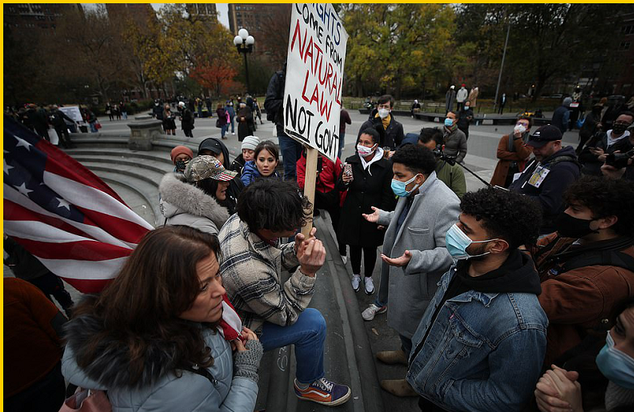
[4,117,154,293]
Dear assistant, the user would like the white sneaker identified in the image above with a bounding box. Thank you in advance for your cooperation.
[351,275,361,292]
[364,277,375,295]
[232,132,236,135]
[341,255,348,265]
[362,303,387,321]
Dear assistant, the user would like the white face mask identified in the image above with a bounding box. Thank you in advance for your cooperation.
[378,108,390,119]
[357,144,376,157]
[514,124,527,135]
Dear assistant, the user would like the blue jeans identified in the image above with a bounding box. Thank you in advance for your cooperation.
[400,334,412,357]
[230,117,235,133]
[338,132,345,159]
[260,308,326,384]
[89,122,98,133]
[277,125,302,181]
[221,124,228,138]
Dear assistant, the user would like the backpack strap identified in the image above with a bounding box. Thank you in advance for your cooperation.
[562,249,634,273]
[183,364,218,387]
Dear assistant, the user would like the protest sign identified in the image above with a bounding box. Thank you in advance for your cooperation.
[283,3,348,162]
[59,106,83,123]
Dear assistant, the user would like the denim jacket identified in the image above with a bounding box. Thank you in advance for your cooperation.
[406,266,548,412]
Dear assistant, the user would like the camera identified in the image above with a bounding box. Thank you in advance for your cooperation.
[433,147,457,166]
[605,149,634,169]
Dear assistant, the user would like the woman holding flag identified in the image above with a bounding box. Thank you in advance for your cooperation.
[61,226,262,411]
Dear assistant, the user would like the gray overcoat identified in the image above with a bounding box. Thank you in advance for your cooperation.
[376,172,460,339]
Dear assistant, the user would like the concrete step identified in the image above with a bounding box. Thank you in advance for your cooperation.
[65,148,176,168]
[78,163,162,227]
[71,155,173,177]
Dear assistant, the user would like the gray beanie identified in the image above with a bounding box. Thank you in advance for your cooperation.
[241,135,260,151]
[563,97,572,107]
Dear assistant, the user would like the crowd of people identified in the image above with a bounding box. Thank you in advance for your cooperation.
[5,85,634,412]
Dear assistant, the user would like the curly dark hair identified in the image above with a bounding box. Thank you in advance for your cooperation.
[460,188,542,249]
[72,226,221,387]
[392,144,437,176]
[563,176,634,237]
[237,178,311,232]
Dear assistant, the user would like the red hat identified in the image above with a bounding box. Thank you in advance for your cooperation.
[170,145,194,163]
[461,84,466,87]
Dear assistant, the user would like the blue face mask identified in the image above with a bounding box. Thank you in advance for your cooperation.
[445,223,499,260]
[391,174,421,197]
[444,118,454,127]
[596,330,634,389]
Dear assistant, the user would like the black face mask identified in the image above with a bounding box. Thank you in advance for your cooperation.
[555,212,597,239]
[175,159,190,172]
[612,122,630,135]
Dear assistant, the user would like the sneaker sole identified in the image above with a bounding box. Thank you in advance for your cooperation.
[365,288,375,295]
[295,387,351,406]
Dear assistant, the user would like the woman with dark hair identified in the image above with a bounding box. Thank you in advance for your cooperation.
[339,127,396,295]
[159,155,238,235]
[236,101,254,142]
[240,140,281,186]
[62,226,263,411]
[216,103,228,140]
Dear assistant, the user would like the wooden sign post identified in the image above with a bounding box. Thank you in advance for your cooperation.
[301,146,319,238]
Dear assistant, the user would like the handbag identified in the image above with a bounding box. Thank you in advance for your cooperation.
[59,388,111,412]
[215,118,221,128]
[95,122,102,130]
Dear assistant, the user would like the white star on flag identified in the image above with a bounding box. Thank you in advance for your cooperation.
[4,159,14,175]
[15,183,33,196]
[55,197,71,210]
[14,135,32,151]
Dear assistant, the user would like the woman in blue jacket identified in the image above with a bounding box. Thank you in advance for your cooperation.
[62,226,263,412]
[241,140,281,186]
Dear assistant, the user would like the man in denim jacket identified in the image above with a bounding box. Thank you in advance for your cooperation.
[407,188,548,411]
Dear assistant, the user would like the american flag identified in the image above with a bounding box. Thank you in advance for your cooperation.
[3,117,154,293]
[4,117,243,339]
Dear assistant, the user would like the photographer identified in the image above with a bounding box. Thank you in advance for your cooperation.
[601,148,634,180]
[417,128,466,198]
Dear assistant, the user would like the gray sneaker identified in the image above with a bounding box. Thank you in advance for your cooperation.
[362,303,387,321]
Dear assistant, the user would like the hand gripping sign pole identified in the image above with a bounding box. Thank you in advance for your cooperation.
[282,3,348,237]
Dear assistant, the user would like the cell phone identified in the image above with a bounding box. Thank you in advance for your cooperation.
[343,163,353,179]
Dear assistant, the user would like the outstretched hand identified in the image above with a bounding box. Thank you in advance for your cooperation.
[362,206,381,223]
[381,250,412,267]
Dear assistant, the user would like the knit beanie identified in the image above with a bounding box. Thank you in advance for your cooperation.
[241,135,260,151]
[170,145,194,163]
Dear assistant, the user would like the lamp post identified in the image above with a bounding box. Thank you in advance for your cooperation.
[234,28,255,94]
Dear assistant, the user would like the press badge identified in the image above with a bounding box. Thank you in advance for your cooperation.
[527,165,549,188]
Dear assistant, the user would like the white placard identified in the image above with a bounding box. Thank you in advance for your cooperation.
[283,3,348,161]
[59,106,83,123]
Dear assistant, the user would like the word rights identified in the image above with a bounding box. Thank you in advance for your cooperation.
[284,3,349,161]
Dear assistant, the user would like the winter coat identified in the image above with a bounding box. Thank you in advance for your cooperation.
[181,108,194,131]
[434,160,466,199]
[339,152,396,248]
[158,173,230,236]
[534,234,634,366]
[62,310,258,412]
[578,130,632,176]
[297,153,345,208]
[240,161,281,187]
[237,107,254,142]
[456,87,468,103]
[264,69,285,126]
[376,172,460,339]
[216,108,227,126]
[445,89,456,112]
[218,214,314,332]
[509,146,581,234]
[457,107,473,132]
[490,133,533,187]
[358,114,405,150]
[162,110,176,130]
[407,250,547,412]
[468,88,479,108]
[231,154,246,176]
[442,127,468,163]
[552,105,570,133]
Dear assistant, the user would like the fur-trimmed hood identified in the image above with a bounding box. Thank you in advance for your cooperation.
[159,173,230,234]
[63,307,185,389]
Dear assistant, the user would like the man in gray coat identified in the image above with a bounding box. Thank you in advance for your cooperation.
[361,144,460,397]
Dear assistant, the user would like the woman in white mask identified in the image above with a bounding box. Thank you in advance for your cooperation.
[338,127,397,295]
[535,298,634,412]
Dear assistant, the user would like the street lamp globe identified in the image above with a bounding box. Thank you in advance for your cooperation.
[238,28,249,41]
[246,35,255,46]
[233,35,242,46]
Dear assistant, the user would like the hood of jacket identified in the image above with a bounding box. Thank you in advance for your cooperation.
[455,249,542,295]
[63,302,190,389]
[159,173,229,230]
[541,145,579,166]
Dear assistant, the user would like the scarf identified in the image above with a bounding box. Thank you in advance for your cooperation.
[375,112,392,129]
[359,147,384,176]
